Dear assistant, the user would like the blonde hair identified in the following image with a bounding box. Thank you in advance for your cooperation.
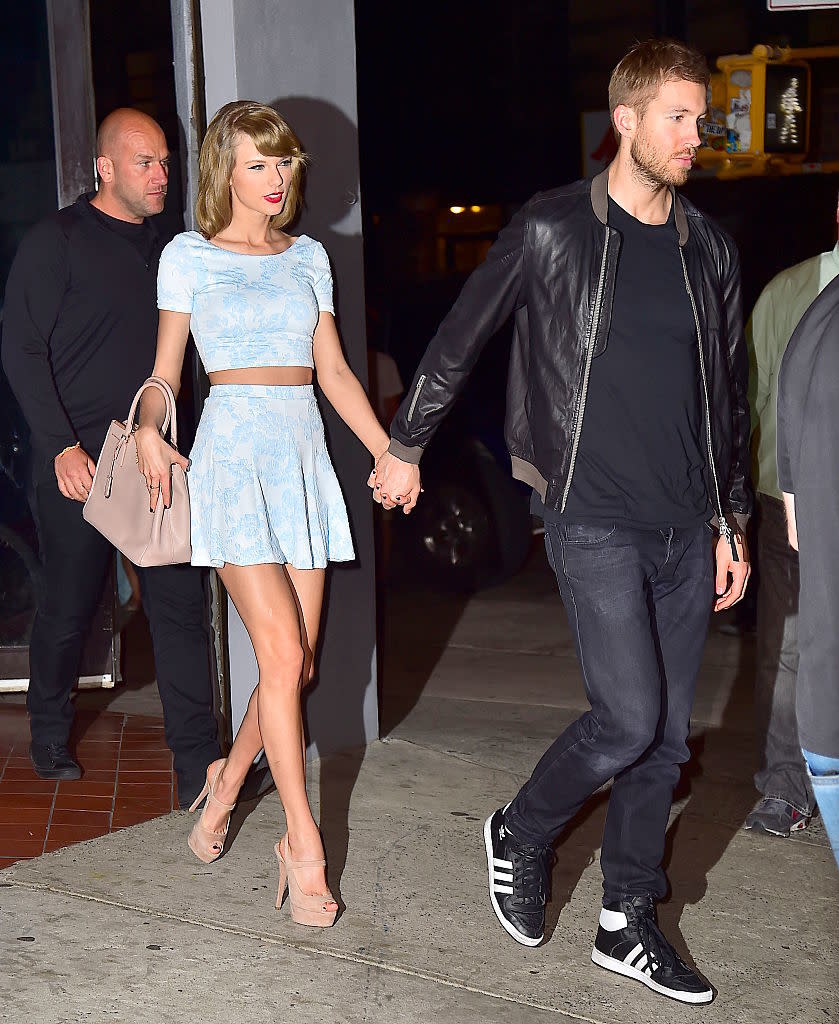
[609,39,709,130]
[196,100,308,238]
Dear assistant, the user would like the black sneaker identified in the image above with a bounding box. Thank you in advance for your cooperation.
[744,797,812,837]
[30,742,81,781]
[591,895,714,1004]
[483,807,552,947]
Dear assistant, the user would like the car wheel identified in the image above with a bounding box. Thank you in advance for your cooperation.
[413,481,497,591]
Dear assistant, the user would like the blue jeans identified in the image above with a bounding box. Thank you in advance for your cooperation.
[505,520,713,905]
[802,749,839,869]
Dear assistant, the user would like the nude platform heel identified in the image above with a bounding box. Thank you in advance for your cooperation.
[187,760,236,863]
[274,834,338,927]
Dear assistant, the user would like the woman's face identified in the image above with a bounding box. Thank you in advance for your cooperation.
[228,133,292,218]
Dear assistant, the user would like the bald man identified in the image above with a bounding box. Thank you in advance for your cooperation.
[2,109,221,802]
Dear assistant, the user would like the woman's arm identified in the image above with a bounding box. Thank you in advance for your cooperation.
[135,310,192,510]
[312,312,405,486]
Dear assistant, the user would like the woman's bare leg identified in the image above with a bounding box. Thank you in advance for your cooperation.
[207,562,333,902]
[201,565,324,816]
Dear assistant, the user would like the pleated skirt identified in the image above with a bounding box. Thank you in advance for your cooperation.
[188,384,354,569]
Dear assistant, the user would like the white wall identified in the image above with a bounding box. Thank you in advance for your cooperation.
[199,0,378,759]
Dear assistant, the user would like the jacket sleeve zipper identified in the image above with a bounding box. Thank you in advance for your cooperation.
[406,373,427,422]
[560,230,610,513]
[679,248,738,562]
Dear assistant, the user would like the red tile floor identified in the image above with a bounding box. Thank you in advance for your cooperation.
[0,613,181,869]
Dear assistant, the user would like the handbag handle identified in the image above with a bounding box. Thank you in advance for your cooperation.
[124,376,179,448]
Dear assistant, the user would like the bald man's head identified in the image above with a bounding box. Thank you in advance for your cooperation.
[93,108,169,223]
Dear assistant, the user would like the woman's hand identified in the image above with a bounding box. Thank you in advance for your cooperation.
[369,450,422,513]
[134,425,190,512]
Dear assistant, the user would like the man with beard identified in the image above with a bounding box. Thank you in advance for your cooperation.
[371,40,751,1004]
[2,109,221,804]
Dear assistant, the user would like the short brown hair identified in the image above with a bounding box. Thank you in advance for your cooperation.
[608,39,710,124]
[196,100,308,238]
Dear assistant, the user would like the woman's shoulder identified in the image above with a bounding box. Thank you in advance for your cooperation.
[160,230,207,264]
[293,234,330,270]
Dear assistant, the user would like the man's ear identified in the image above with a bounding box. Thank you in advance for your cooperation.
[96,155,113,183]
[613,104,637,141]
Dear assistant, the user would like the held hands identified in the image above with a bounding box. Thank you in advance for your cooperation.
[54,445,96,502]
[368,450,421,513]
[713,530,750,612]
[135,424,190,512]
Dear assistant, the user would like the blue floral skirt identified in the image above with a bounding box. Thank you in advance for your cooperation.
[188,384,354,569]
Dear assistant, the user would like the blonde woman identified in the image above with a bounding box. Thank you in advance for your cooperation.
[135,101,408,925]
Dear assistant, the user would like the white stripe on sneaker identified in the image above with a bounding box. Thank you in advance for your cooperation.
[591,947,714,1005]
[625,942,644,966]
[484,813,542,948]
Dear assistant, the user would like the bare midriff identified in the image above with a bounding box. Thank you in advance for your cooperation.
[208,366,313,386]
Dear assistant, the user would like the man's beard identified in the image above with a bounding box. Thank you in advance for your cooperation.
[630,131,694,189]
[115,181,166,219]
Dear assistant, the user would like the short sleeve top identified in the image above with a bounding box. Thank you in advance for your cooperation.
[157,231,334,372]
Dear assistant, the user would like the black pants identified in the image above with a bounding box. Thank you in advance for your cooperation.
[27,458,220,806]
[754,494,814,814]
[505,520,712,905]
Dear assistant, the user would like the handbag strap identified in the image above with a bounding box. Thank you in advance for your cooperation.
[147,375,180,448]
[125,377,178,446]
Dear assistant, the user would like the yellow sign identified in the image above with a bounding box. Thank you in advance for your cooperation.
[697,44,839,178]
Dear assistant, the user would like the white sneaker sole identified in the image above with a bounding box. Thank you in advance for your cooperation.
[483,814,543,947]
[591,947,714,1004]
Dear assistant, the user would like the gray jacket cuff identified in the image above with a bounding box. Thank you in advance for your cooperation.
[387,438,423,464]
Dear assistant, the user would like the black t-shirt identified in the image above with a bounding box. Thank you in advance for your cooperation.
[88,202,157,265]
[2,194,164,458]
[537,196,709,528]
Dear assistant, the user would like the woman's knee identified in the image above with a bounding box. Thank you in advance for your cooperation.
[257,638,306,692]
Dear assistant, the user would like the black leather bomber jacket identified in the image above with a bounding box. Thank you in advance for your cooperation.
[388,167,753,534]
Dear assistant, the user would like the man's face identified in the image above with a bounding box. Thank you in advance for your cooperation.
[106,125,169,219]
[628,79,706,188]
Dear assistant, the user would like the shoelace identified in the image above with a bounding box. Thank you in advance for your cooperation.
[628,900,678,973]
[510,845,552,907]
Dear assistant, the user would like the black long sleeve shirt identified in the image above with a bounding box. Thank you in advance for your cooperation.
[2,194,163,459]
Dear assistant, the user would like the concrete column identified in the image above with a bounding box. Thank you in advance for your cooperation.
[197,0,379,758]
[46,0,96,206]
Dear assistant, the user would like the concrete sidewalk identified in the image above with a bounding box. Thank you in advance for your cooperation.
[2,552,837,1023]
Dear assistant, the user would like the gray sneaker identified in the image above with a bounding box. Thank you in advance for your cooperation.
[744,797,812,838]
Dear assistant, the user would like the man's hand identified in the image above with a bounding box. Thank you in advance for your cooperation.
[713,530,751,612]
[368,450,421,513]
[782,491,798,551]
[54,445,96,502]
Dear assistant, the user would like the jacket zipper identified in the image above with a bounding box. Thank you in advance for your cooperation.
[407,373,427,422]
[560,231,610,512]
[679,247,738,562]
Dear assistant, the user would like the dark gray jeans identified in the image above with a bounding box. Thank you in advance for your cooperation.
[754,494,814,815]
[505,520,712,905]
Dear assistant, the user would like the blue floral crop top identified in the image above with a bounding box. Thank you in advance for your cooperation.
[156,231,334,371]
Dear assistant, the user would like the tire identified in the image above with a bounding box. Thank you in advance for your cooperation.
[412,480,497,591]
[0,524,41,645]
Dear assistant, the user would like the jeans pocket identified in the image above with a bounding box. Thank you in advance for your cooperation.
[562,522,617,547]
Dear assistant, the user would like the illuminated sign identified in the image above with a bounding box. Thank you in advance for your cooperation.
[767,1,839,9]
[765,64,809,151]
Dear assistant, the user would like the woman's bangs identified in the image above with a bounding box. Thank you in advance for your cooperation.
[241,117,300,160]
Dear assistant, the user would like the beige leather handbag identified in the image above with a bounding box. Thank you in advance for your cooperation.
[83,376,192,566]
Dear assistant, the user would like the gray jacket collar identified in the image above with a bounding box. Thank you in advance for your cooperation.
[590,166,689,246]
